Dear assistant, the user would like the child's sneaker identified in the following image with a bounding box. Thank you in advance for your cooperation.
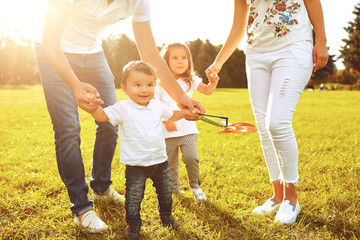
[124,223,141,239]
[191,188,207,201]
[160,215,178,229]
[252,198,280,216]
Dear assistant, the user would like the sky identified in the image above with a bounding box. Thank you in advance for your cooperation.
[0,0,359,69]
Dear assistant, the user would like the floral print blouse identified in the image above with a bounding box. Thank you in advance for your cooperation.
[245,0,313,54]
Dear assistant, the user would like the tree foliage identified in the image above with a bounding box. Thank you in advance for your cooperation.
[102,34,140,88]
[1,31,247,88]
[334,69,358,85]
[188,39,247,88]
[339,3,360,73]
[102,36,247,88]
[0,26,39,85]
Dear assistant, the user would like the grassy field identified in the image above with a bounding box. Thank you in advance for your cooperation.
[0,85,359,240]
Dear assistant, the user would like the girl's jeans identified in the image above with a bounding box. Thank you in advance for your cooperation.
[125,161,173,225]
[246,41,313,184]
[35,43,118,216]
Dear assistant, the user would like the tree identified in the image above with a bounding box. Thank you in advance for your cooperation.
[188,39,219,84]
[188,39,247,88]
[102,34,140,88]
[339,3,360,73]
[0,24,39,85]
[221,48,247,88]
[0,29,248,88]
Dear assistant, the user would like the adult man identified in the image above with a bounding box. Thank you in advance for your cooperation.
[35,0,203,233]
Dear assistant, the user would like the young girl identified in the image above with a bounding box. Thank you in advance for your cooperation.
[155,43,219,201]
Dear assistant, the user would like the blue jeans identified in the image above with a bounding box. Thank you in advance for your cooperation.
[125,161,173,225]
[35,43,118,216]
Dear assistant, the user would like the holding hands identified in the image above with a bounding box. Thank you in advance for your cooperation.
[83,90,102,111]
[205,63,221,84]
[76,82,104,113]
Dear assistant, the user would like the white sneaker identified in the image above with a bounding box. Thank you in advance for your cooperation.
[252,198,280,216]
[191,188,207,201]
[275,200,301,224]
[93,187,125,206]
[74,210,108,233]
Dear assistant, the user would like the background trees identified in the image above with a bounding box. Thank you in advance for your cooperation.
[2,2,360,89]
[0,25,39,86]
[102,35,247,88]
[102,34,140,88]
[335,3,360,88]
[339,3,360,73]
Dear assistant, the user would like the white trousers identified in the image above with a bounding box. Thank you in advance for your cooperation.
[246,41,313,183]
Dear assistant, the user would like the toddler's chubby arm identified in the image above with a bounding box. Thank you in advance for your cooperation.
[84,92,109,122]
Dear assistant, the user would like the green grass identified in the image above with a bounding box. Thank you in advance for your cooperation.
[0,85,359,239]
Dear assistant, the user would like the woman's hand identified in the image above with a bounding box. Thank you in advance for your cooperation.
[205,62,222,83]
[313,41,329,72]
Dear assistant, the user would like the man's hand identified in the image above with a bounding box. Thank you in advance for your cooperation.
[177,95,204,121]
[74,82,104,113]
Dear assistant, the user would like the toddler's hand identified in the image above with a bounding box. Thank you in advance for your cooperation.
[164,121,177,132]
[84,92,98,106]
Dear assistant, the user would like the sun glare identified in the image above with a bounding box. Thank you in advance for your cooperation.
[0,0,48,41]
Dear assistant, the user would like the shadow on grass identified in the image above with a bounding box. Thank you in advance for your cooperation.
[172,196,247,239]
[300,211,360,239]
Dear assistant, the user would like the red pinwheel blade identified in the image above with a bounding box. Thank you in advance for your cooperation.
[218,122,257,134]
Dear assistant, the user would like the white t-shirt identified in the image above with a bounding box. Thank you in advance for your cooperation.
[104,98,173,167]
[37,0,151,54]
[155,76,202,138]
[246,0,313,54]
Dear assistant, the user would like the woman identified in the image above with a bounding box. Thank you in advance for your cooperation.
[206,0,328,224]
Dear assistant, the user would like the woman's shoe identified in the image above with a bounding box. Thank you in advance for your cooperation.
[274,200,301,224]
[252,198,280,216]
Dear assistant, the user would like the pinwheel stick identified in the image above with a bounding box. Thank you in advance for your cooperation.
[199,114,228,127]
